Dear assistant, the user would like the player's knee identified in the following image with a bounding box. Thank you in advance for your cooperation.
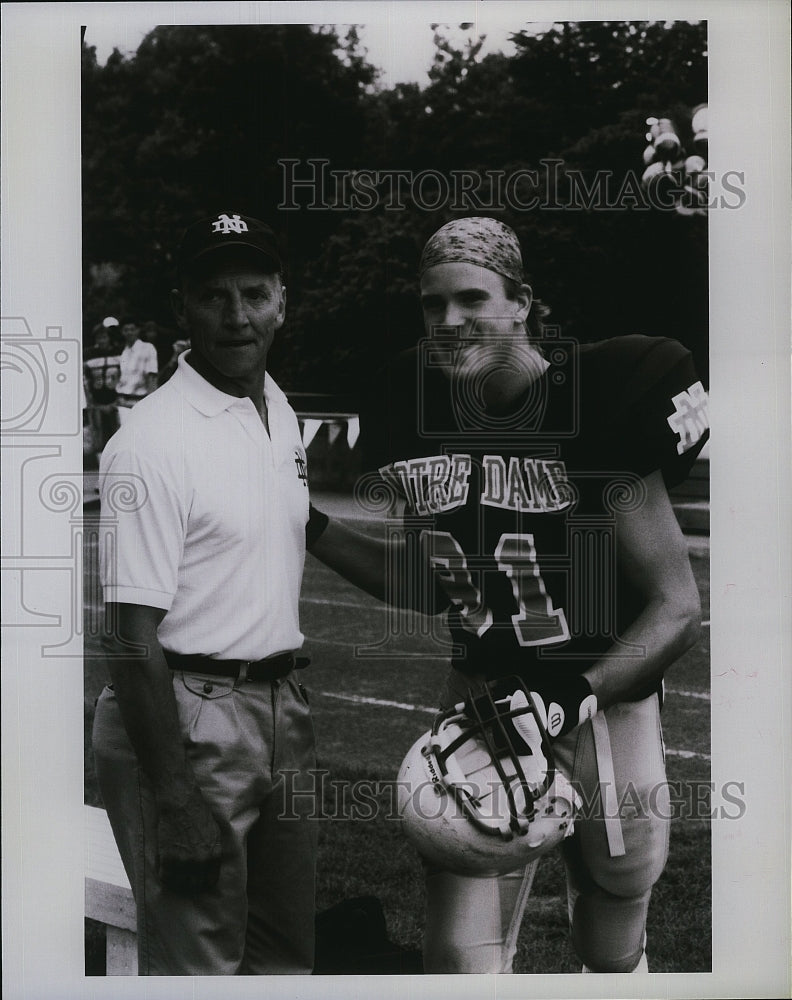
[597,857,663,898]
[564,837,664,901]
[593,821,669,898]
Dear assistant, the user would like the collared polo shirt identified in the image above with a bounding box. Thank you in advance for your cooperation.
[99,353,310,660]
[116,338,159,397]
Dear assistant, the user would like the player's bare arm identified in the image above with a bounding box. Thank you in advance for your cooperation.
[582,468,701,710]
[307,517,385,600]
[102,602,222,893]
[308,515,435,613]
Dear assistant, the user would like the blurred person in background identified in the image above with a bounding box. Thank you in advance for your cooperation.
[84,318,122,454]
[115,318,159,423]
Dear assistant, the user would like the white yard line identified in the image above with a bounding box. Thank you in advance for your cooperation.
[666,748,711,761]
[302,597,388,610]
[316,690,437,714]
[306,640,710,703]
[305,600,712,630]
[306,635,370,649]
[666,687,710,701]
[311,689,712,762]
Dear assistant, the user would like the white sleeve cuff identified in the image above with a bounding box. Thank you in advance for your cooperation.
[102,586,174,610]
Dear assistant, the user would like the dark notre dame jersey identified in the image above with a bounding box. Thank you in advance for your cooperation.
[365,335,709,687]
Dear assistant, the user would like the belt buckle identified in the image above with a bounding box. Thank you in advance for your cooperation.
[239,660,251,682]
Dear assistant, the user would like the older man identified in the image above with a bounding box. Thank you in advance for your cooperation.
[93,212,325,975]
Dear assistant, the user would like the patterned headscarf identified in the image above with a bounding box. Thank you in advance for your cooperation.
[419,217,524,283]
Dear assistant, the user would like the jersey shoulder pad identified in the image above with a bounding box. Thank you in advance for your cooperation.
[579,335,693,411]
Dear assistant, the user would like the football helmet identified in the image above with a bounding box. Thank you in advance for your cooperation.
[397,678,579,875]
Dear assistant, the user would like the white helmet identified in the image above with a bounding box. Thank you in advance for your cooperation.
[396,678,579,876]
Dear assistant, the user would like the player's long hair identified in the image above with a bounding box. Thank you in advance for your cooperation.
[502,276,551,350]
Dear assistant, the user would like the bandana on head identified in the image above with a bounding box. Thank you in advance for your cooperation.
[419,217,524,284]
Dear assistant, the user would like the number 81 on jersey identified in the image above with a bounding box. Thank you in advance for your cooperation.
[421,530,570,647]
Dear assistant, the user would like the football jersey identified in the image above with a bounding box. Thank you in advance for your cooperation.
[365,335,708,686]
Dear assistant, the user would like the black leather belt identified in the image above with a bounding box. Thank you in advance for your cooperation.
[163,649,305,682]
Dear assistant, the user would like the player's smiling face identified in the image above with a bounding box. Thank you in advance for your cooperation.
[420,261,544,411]
[420,261,530,346]
[172,256,285,395]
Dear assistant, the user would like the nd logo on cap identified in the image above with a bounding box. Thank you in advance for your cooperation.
[211,213,249,235]
[177,213,282,275]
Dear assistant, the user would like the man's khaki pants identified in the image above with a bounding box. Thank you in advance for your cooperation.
[93,669,318,975]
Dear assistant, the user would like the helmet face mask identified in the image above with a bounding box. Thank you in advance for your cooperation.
[397,677,579,876]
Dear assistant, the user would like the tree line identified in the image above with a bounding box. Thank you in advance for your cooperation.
[82,20,709,393]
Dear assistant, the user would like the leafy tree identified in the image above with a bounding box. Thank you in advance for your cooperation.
[82,24,379,333]
[82,20,709,390]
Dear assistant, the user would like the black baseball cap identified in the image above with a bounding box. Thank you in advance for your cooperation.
[176,212,282,276]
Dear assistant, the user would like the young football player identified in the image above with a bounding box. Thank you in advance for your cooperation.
[309,216,708,973]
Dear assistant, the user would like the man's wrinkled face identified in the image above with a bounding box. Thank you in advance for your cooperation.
[173,258,285,385]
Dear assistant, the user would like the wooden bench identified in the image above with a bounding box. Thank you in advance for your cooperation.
[85,805,138,975]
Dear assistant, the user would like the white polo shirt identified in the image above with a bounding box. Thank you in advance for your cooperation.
[99,353,310,660]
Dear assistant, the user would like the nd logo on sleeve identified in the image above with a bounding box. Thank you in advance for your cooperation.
[294,449,308,486]
[667,381,709,454]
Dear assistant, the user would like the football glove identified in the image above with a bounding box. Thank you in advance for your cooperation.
[485,672,598,740]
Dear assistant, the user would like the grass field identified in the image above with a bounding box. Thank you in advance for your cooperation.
[83,498,711,975]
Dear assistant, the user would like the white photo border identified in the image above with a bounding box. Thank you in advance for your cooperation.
[2,2,790,998]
